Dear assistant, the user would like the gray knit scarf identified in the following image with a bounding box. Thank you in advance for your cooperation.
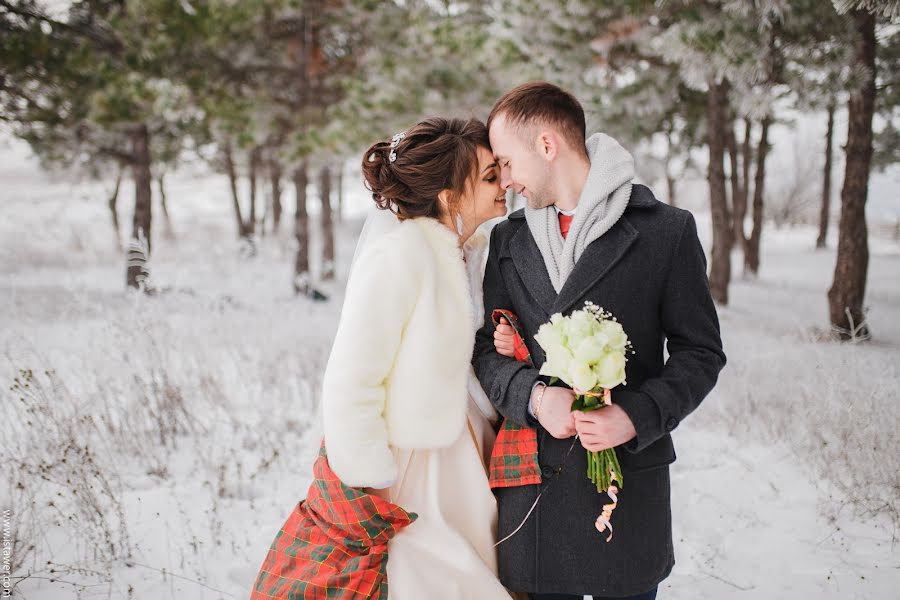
[524,133,634,293]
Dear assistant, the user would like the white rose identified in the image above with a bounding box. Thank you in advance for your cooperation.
[565,310,597,345]
[540,346,574,380]
[593,352,627,389]
[599,320,628,352]
[574,336,608,365]
[535,316,566,351]
[570,361,599,392]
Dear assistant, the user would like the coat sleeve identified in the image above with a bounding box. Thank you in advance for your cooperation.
[614,211,727,453]
[472,224,542,427]
[321,235,421,488]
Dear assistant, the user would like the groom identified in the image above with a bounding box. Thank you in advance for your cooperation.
[473,82,726,599]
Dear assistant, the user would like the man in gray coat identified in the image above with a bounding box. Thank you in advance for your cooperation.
[473,82,726,599]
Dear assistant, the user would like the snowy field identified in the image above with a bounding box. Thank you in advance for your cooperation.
[1,164,898,600]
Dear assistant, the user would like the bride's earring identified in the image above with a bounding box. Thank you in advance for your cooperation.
[456,213,464,236]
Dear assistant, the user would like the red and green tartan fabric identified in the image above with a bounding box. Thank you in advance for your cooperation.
[251,442,417,599]
[252,308,538,597]
[487,309,542,489]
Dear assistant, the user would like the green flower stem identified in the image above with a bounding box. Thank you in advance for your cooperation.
[587,449,624,493]
[576,392,625,494]
[609,447,624,488]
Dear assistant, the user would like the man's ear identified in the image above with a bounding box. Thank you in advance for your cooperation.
[536,130,558,162]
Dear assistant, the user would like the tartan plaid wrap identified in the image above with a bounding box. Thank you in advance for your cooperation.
[251,442,417,599]
[487,309,542,489]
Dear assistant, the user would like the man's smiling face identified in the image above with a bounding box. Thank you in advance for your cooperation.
[488,113,556,209]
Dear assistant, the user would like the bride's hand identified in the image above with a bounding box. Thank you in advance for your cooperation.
[493,317,517,357]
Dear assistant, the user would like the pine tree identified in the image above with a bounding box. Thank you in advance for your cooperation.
[827,2,880,339]
[0,0,203,289]
[825,0,898,339]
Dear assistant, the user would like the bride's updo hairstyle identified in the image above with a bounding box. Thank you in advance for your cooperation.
[361,117,489,221]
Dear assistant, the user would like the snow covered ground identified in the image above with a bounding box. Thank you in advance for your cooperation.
[1,162,898,599]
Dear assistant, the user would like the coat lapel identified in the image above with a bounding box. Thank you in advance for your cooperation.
[552,216,639,315]
[509,222,556,317]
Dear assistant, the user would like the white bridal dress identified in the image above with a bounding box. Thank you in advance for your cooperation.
[381,225,513,600]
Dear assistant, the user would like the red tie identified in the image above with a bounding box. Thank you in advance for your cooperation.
[558,213,574,240]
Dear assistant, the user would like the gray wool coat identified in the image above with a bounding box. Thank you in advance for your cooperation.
[473,184,727,596]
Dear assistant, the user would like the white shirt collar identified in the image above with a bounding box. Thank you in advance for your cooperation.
[554,205,576,217]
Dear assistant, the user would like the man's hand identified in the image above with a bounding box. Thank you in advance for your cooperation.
[493,317,516,358]
[535,386,577,439]
[573,405,637,452]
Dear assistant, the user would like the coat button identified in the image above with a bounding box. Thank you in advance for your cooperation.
[665,417,678,431]
[540,465,555,478]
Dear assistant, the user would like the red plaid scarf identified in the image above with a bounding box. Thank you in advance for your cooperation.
[251,442,417,599]
[487,309,542,489]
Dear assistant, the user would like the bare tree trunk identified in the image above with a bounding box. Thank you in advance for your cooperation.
[745,22,779,278]
[248,146,262,236]
[706,78,731,305]
[816,102,836,249]
[336,165,344,223]
[127,124,153,290]
[725,120,741,248]
[225,144,247,238]
[729,118,750,253]
[320,165,335,281]
[665,174,676,208]
[109,166,122,249]
[734,118,752,252]
[664,130,676,207]
[260,187,269,239]
[293,161,310,295]
[828,10,875,340]
[271,156,283,233]
[156,173,174,239]
[745,117,771,277]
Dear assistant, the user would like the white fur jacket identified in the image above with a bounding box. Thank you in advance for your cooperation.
[322,216,478,488]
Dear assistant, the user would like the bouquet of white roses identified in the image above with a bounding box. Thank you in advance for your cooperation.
[534,301,633,539]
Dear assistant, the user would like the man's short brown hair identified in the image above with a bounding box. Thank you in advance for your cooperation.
[487,81,587,156]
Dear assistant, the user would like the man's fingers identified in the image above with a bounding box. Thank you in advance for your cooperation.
[573,410,602,424]
[495,324,515,336]
[574,415,601,428]
[577,434,608,449]
[581,443,608,452]
[575,422,606,438]
[575,424,606,437]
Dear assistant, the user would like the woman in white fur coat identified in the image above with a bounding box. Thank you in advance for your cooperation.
[322,117,513,598]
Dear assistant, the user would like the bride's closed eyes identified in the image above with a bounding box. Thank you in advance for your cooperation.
[482,162,498,183]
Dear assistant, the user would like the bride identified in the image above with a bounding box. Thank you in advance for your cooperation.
[252,116,516,599]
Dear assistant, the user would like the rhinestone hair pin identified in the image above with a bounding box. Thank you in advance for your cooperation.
[389,131,406,163]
